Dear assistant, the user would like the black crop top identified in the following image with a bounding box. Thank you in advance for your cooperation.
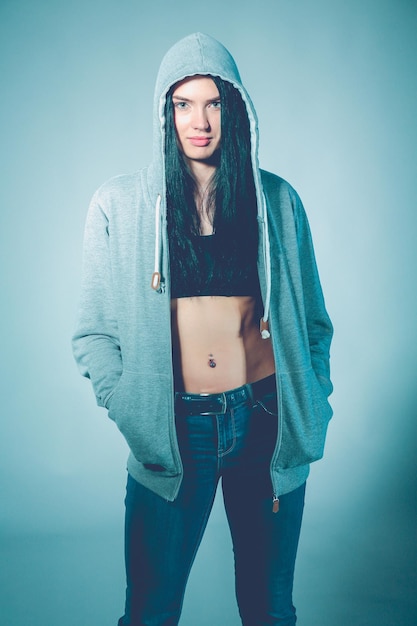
[170,233,261,301]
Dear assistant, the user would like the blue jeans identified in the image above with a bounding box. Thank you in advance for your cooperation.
[119,381,305,625]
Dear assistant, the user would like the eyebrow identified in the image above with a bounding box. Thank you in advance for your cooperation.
[172,95,220,103]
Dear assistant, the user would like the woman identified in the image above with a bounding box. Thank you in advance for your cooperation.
[73,33,333,626]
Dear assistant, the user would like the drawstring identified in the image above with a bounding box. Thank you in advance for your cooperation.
[151,194,162,291]
[260,191,271,339]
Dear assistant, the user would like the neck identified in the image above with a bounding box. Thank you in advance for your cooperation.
[186,158,217,189]
[187,162,216,234]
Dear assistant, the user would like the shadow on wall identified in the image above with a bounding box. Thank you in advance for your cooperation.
[294,387,417,626]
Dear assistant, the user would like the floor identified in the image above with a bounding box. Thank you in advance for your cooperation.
[1,489,416,626]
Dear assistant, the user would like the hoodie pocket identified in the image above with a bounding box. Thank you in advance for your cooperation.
[275,367,333,469]
[106,370,180,475]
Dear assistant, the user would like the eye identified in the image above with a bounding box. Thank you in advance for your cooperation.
[209,100,221,109]
[173,101,189,110]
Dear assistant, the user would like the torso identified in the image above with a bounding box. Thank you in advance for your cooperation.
[171,295,275,393]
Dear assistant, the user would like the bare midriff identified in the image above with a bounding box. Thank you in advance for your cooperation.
[171,295,276,394]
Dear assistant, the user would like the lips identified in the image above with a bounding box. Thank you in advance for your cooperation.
[188,137,211,147]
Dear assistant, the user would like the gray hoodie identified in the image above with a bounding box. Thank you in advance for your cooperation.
[72,33,333,502]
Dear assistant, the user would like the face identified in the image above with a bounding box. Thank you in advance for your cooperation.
[171,76,221,173]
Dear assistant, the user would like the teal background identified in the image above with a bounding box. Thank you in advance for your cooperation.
[1,0,416,624]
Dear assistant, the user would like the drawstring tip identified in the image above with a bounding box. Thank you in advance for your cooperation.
[151,272,161,291]
[260,318,270,339]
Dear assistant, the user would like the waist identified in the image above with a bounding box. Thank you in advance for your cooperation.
[171,297,275,393]
[174,374,276,416]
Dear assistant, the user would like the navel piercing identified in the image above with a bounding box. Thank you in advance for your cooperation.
[208,354,217,368]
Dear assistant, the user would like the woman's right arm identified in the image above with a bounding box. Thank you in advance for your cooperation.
[72,192,123,409]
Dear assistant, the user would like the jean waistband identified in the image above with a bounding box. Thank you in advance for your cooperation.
[175,373,276,416]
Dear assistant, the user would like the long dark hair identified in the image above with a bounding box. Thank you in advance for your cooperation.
[165,75,258,295]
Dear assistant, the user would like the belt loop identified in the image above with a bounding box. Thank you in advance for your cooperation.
[246,382,255,405]
[220,392,227,413]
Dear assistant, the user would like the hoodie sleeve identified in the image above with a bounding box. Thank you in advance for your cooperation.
[290,187,334,397]
[72,190,123,409]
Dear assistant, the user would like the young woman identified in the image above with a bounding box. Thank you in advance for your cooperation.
[73,33,333,626]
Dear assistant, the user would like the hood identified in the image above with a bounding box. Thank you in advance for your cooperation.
[149,33,271,337]
[149,32,261,186]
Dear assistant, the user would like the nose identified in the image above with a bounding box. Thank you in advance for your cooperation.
[192,106,210,131]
